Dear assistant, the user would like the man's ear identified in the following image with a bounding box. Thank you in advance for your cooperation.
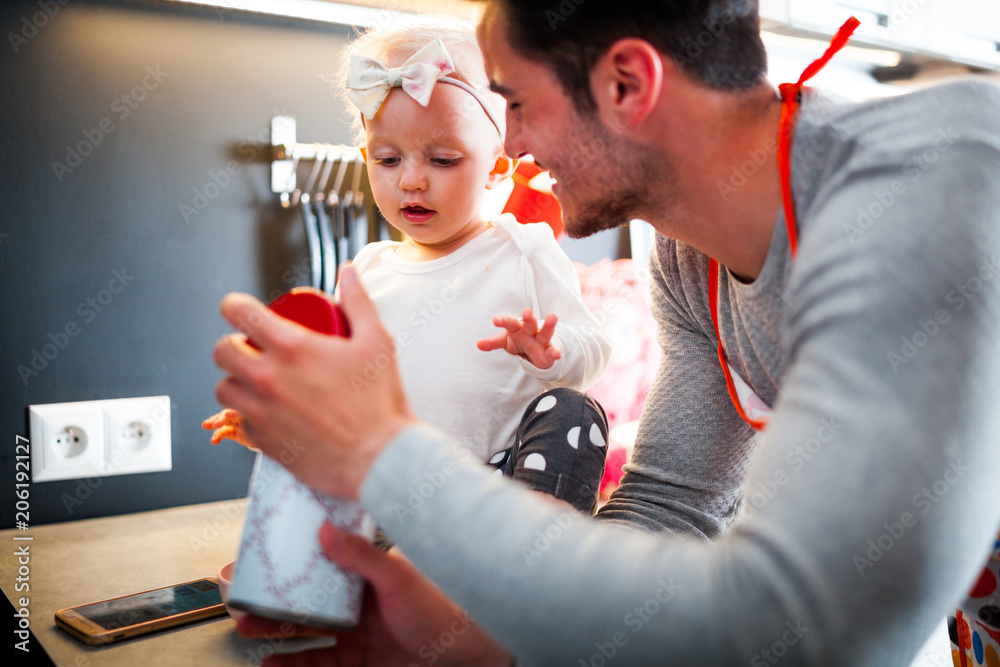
[591,38,663,128]
[486,154,517,189]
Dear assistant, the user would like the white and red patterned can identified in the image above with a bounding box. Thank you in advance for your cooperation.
[228,453,376,628]
[227,289,375,628]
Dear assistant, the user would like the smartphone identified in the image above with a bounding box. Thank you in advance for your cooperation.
[55,577,227,645]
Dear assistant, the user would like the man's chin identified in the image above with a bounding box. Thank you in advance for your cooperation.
[561,206,631,240]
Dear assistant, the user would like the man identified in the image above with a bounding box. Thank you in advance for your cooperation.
[215,1,1000,664]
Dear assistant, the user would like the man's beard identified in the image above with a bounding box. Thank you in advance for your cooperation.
[564,189,644,239]
[558,120,667,240]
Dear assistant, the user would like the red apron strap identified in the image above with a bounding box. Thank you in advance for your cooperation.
[709,258,770,431]
[710,17,860,431]
[778,16,860,258]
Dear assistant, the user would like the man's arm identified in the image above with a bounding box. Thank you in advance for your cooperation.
[598,237,757,537]
[214,132,1000,664]
[357,143,1000,664]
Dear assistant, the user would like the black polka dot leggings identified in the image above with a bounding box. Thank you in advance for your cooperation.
[487,387,609,516]
[373,389,609,552]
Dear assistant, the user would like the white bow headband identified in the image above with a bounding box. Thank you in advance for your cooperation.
[344,38,503,137]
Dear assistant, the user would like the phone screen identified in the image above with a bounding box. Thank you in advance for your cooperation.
[73,580,222,630]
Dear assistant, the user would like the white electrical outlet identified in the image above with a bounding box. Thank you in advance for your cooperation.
[102,396,172,476]
[28,402,105,482]
[29,396,172,482]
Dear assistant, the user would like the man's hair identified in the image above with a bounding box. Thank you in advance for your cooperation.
[477,0,768,113]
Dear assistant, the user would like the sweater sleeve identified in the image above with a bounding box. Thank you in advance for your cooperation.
[360,124,1000,666]
[595,237,758,537]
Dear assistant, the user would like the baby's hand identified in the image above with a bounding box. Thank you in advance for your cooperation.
[476,308,562,370]
[201,409,255,449]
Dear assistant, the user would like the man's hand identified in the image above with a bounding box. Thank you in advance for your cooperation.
[236,522,513,667]
[477,307,562,369]
[212,267,418,499]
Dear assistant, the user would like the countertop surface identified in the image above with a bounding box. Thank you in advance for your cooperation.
[0,499,318,666]
[1,499,955,666]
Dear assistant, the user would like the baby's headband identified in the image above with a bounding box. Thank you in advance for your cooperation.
[345,38,503,138]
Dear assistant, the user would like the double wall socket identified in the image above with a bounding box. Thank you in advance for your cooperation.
[29,396,172,482]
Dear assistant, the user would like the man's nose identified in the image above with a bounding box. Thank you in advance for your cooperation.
[504,112,528,161]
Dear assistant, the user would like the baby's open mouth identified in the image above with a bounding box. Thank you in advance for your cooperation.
[401,205,436,222]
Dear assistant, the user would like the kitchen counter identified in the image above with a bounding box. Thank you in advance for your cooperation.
[0,499,285,666]
[1,499,956,666]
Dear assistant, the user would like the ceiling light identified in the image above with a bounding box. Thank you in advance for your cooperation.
[166,0,472,28]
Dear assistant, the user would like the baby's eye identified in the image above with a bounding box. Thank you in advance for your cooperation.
[431,157,461,167]
[373,156,400,166]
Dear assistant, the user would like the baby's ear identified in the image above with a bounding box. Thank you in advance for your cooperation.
[487,154,517,189]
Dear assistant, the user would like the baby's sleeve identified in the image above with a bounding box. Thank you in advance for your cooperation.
[518,227,612,390]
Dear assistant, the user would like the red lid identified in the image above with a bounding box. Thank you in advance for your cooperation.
[247,288,350,350]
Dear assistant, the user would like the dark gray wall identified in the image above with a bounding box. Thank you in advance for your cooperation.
[0,0,363,527]
[0,0,625,529]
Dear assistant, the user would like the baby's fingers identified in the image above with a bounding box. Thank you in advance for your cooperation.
[521,308,539,335]
[209,426,237,445]
[477,333,508,352]
[201,412,224,429]
[202,409,239,430]
[537,313,559,346]
[493,314,524,333]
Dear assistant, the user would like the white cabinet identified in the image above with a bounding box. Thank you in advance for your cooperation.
[762,0,1000,71]
[926,0,1000,68]
[786,0,929,50]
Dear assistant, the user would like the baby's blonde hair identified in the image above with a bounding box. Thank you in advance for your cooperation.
[337,25,505,147]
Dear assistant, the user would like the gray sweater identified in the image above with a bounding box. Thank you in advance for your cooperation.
[361,79,1000,666]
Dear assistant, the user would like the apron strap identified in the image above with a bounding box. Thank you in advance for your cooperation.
[778,16,860,258]
[709,16,860,431]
